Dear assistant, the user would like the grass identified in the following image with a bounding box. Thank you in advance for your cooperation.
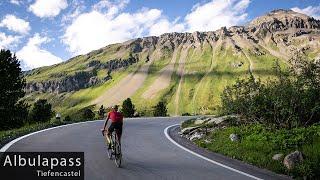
[24,61,142,120]
[177,45,212,114]
[193,123,320,179]
[23,42,292,117]
[0,116,106,149]
[25,43,131,82]
[164,64,180,115]
[181,118,196,128]
[246,49,287,80]
[26,55,89,81]
[57,63,142,116]
[269,42,280,51]
[304,49,320,61]
[131,52,173,116]
[185,48,250,115]
[0,119,67,148]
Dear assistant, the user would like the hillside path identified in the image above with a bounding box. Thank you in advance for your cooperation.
[142,47,180,99]
[92,60,153,107]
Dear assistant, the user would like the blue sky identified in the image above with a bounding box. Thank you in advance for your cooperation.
[0,0,319,70]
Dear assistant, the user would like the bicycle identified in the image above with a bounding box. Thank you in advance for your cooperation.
[101,129,122,168]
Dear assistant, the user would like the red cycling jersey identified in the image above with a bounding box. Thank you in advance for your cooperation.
[108,111,123,123]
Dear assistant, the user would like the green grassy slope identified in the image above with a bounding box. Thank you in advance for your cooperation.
[24,30,320,118]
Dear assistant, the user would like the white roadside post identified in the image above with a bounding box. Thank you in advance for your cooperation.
[56,113,61,122]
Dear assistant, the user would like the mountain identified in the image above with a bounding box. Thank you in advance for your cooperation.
[23,9,320,117]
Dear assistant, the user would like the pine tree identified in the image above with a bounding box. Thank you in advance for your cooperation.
[0,49,28,130]
[153,101,167,117]
[98,105,106,119]
[122,98,135,117]
[82,108,95,120]
[29,99,53,123]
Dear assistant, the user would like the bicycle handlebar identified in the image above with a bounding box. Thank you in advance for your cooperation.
[101,129,107,136]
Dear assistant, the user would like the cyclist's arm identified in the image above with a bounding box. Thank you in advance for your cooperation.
[102,113,110,130]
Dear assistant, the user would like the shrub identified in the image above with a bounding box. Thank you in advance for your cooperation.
[64,116,71,122]
[221,60,320,129]
[181,119,195,128]
[29,99,53,123]
[121,98,135,117]
[182,112,191,116]
[98,105,106,119]
[11,101,29,128]
[82,108,95,120]
[153,101,167,117]
[197,123,320,178]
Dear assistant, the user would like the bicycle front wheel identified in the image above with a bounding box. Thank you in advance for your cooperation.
[107,144,112,159]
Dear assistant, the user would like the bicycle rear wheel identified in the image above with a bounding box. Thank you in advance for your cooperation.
[114,134,122,167]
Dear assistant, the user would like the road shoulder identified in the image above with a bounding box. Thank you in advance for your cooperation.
[166,124,291,180]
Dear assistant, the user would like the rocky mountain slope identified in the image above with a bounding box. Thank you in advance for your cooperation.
[24,9,320,117]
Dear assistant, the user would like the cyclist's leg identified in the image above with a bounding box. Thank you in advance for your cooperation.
[107,123,115,148]
[115,122,123,144]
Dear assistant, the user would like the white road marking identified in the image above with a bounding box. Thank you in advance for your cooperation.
[2,118,262,180]
[0,120,104,152]
[164,124,263,180]
[0,117,183,152]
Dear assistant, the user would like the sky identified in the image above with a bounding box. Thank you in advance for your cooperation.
[0,0,319,70]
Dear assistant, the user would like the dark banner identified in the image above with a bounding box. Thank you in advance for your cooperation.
[0,152,84,180]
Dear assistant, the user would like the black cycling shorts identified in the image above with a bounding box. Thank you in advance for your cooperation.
[108,122,123,135]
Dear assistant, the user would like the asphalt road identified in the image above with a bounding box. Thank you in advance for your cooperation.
[5,117,286,180]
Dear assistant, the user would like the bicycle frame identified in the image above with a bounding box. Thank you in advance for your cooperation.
[102,129,122,167]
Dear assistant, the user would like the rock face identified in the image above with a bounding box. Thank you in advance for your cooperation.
[249,9,320,32]
[206,115,238,125]
[180,115,240,141]
[26,71,97,93]
[194,117,211,125]
[25,9,320,95]
[283,151,304,169]
[189,132,205,141]
[180,126,200,135]
[25,56,138,93]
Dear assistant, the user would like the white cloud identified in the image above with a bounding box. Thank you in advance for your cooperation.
[149,0,251,36]
[29,0,68,18]
[149,18,185,36]
[93,0,129,17]
[10,0,22,5]
[17,33,63,69]
[185,0,250,32]
[291,5,320,19]
[62,0,251,56]
[61,0,85,25]
[62,8,162,55]
[0,15,31,34]
[0,32,21,49]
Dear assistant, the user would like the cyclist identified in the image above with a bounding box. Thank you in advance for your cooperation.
[101,105,123,149]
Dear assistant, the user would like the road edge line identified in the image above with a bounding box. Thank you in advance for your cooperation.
[164,124,263,180]
[0,117,180,152]
[0,120,104,152]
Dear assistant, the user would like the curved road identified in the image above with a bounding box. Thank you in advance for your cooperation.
[3,117,286,180]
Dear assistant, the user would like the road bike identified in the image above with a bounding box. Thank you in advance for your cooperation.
[101,129,122,167]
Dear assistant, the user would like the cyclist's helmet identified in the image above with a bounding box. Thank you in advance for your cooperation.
[113,105,119,111]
